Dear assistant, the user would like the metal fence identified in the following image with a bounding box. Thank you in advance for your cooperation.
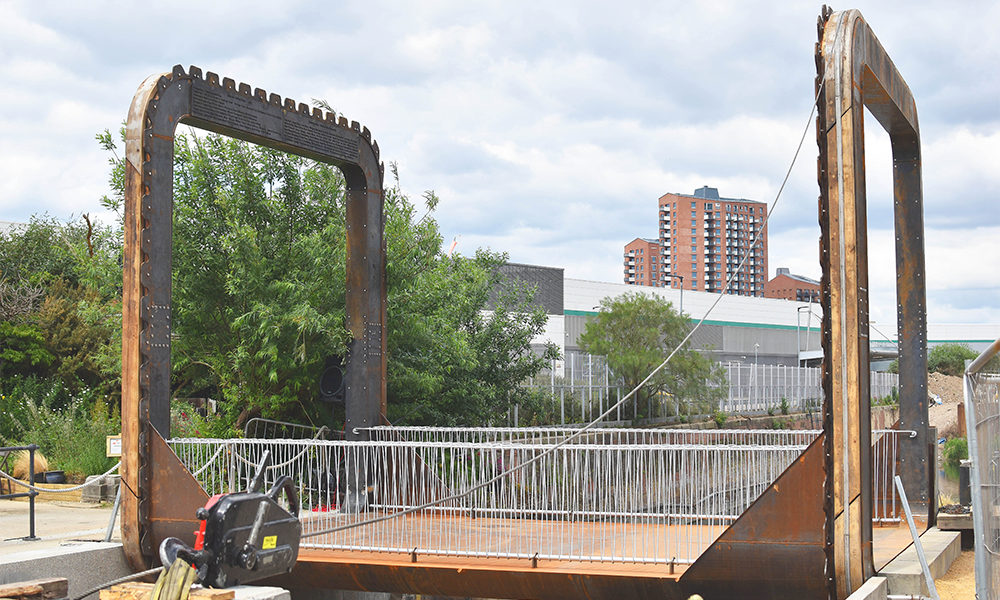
[169,426,907,565]
[524,355,898,422]
[964,338,1000,600]
[722,363,898,414]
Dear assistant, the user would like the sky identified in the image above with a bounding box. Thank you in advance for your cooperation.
[1,0,997,334]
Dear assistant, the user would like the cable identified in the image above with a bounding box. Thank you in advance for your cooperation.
[0,462,121,493]
[302,86,824,540]
[70,567,164,600]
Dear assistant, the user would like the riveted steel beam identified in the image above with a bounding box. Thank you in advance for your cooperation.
[817,7,926,599]
[121,66,385,570]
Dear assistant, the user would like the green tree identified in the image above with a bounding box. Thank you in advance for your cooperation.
[927,343,979,377]
[92,129,558,428]
[0,214,123,399]
[578,292,726,418]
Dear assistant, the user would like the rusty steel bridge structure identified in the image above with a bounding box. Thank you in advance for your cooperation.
[119,7,931,599]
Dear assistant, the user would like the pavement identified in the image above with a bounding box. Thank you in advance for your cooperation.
[0,499,120,556]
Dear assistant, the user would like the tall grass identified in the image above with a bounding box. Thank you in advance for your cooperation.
[1,376,120,480]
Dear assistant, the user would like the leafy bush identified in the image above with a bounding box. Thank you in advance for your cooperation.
[928,343,978,377]
[1,378,119,480]
[779,397,790,415]
[170,401,243,439]
[942,437,968,469]
[712,410,728,429]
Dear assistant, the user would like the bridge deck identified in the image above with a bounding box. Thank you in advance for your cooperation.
[264,513,917,599]
[300,510,726,564]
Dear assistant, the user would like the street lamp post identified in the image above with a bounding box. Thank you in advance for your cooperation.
[664,274,684,315]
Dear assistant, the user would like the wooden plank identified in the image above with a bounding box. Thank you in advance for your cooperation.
[100,583,233,600]
[0,577,68,600]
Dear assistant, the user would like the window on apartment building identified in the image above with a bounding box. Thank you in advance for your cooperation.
[691,202,696,208]
[705,203,713,210]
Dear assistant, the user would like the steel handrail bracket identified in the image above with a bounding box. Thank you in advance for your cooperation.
[121,65,386,570]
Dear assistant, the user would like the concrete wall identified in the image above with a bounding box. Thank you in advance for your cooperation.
[0,543,132,599]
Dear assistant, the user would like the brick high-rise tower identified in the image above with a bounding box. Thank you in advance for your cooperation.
[624,186,768,297]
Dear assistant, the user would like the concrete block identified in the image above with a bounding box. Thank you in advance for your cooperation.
[287,589,394,600]
[81,476,105,503]
[879,528,961,596]
[0,542,132,599]
[103,475,121,503]
[232,586,291,600]
[847,576,887,600]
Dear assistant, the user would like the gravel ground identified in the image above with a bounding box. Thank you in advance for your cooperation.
[936,549,975,600]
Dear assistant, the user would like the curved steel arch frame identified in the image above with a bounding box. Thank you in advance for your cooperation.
[120,65,385,569]
[817,7,927,598]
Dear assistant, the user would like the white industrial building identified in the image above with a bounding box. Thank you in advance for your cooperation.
[497,263,1000,370]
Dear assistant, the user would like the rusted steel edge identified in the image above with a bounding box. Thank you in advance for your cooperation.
[818,7,925,599]
[121,65,385,571]
[267,550,688,600]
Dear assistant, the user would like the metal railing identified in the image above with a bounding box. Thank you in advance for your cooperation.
[169,426,908,564]
[0,444,39,540]
[722,363,898,414]
[523,356,899,422]
[964,337,1000,600]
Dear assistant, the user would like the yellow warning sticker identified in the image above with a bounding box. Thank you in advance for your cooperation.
[262,535,277,550]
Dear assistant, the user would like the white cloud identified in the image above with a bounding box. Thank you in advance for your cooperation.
[0,0,995,326]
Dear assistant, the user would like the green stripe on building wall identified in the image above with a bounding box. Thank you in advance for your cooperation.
[564,310,996,343]
[564,310,804,331]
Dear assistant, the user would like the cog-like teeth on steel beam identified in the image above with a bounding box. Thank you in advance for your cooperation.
[254,88,266,102]
[284,98,296,111]
[351,120,360,132]
[324,112,337,124]
[189,66,203,79]
[298,102,310,116]
[373,140,380,162]
[206,72,220,86]
[238,83,251,96]
[223,78,236,92]
[172,65,187,80]
[362,126,371,142]
[311,107,324,120]
[338,116,348,127]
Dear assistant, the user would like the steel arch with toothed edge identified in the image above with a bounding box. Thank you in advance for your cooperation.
[120,65,386,571]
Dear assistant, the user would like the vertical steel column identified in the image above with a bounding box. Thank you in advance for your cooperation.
[891,129,929,510]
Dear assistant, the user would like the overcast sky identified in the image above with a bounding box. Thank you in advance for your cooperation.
[1,0,997,334]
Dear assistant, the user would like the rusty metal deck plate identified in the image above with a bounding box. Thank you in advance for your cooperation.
[680,434,827,599]
[121,65,385,570]
[267,549,688,600]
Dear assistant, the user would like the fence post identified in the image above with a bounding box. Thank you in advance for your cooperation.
[28,444,38,540]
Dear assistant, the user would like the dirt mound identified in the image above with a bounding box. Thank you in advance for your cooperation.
[927,372,963,404]
[927,372,964,438]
